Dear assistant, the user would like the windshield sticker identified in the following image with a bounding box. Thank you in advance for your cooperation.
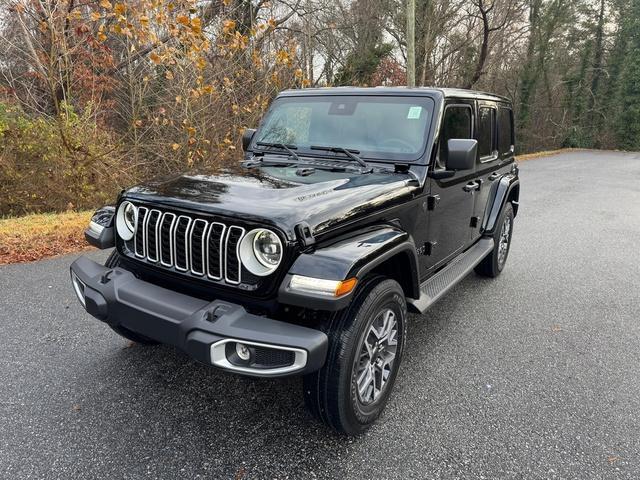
[407,106,422,119]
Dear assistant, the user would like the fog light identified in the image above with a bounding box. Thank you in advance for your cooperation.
[235,342,251,361]
[70,271,86,307]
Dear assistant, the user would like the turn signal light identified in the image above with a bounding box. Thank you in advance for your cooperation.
[335,278,357,297]
[289,275,358,297]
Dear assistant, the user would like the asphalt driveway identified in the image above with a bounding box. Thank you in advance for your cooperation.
[1,150,639,479]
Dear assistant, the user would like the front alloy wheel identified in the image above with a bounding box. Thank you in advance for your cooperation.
[354,308,399,406]
[303,276,407,435]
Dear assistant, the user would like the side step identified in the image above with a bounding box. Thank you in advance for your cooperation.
[408,238,494,314]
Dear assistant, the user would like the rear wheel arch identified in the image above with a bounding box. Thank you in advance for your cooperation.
[484,177,519,234]
[507,183,519,216]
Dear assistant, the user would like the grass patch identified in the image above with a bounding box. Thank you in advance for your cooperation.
[517,148,587,162]
[0,210,94,265]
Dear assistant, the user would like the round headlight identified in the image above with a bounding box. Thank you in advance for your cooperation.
[116,201,137,241]
[239,229,283,276]
[253,230,282,267]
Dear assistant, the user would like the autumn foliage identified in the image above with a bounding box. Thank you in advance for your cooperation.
[0,0,305,215]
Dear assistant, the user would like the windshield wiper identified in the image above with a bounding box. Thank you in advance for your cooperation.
[256,141,299,161]
[310,145,371,171]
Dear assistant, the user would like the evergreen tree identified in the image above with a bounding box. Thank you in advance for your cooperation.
[613,0,640,150]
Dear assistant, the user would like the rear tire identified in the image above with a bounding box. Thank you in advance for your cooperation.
[303,276,407,435]
[475,202,515,278]
[104,250,159,345]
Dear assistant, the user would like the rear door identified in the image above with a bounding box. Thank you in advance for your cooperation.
[471,102,515,240]
[424,101,477,272]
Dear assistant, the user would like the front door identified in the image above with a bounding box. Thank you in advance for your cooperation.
[424,101,477,272]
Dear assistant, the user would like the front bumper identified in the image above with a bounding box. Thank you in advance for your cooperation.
[70,256,328,377]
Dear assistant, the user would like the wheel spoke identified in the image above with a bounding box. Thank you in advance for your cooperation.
[363,334,375,359]
[387,328,398,347]
[380,310,395,341]
[357,364,374,401]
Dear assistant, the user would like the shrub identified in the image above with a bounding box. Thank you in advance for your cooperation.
[0,103,126,215]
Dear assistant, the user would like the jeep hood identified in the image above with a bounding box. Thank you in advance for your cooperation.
[123,166,418,241]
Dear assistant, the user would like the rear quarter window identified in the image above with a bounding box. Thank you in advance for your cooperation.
[498,107,514,154]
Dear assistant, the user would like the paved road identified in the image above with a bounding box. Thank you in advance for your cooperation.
[1,150,639,479]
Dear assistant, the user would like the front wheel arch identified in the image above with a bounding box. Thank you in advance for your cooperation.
[365,249,420,300]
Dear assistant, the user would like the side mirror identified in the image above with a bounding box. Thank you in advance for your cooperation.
[446,139,477,171]
[242,128,256,152]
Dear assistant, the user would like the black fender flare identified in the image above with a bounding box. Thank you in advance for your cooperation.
[482,174,519,235]
[278,226,421,311]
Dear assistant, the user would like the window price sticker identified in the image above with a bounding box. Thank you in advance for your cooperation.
[407,106,422,119]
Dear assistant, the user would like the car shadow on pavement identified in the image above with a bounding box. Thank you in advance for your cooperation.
[71,276,486,476]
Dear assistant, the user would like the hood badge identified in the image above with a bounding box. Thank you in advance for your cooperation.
[296,167,315,177]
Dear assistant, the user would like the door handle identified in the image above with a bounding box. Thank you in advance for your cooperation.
[463,181,480,192]
[488,172,500,181]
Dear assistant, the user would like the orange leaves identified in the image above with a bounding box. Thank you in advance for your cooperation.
[275,49,292,66]
[191,17,202,34]
[176,14,190,26]
[67,9,82,21]
[222,20,236,35]
[99,0,112,9]
[219,31,248,54]
[149,52,161,64]
[113,3,126,15]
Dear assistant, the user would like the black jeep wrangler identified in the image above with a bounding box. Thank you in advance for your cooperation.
[71,87,519,435]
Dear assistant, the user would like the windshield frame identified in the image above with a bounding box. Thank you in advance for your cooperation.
[250,94,437,164]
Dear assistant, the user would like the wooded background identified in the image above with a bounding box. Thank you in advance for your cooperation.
[1,0,638,215]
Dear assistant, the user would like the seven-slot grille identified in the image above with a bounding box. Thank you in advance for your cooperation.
[129,206,246,284]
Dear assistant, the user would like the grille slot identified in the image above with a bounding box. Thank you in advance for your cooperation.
[189,219,208,276]
[206,222,226,280]
[129,207,250,286]
[174,215,192,272]
[225,226,245,284]
[146,209,161,262]
[159,213,176,267]
[134,207,148,258]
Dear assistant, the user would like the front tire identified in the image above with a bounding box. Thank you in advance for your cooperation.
[104,250,159,345]
[303,276,407,435]
[475,202,515,278]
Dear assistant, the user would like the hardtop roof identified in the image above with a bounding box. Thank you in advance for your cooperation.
[278,86,511,104]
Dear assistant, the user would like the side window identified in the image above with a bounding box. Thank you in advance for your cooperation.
[437,105,472,169]
[478,107,496,160]
[498,107,514,154]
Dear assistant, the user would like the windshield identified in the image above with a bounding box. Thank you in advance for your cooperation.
[253,95,435,162]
